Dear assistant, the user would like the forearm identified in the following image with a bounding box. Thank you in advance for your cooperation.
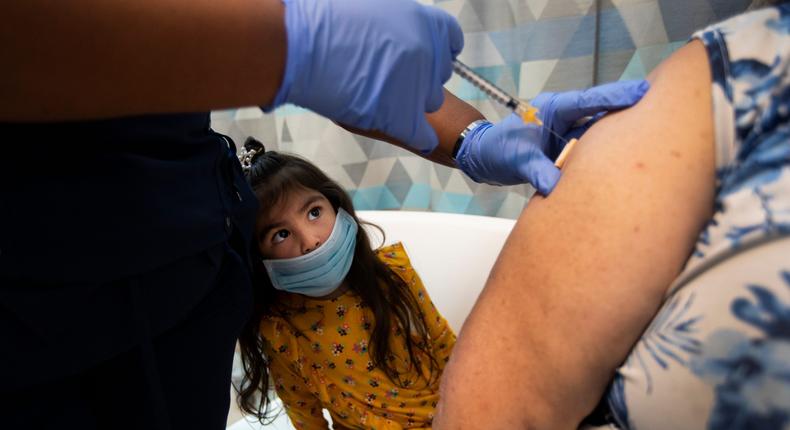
[423,91,485,166]
[342,89,484,167]
[1,0,285,121]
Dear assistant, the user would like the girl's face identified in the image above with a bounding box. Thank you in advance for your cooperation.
[256,187,337,260]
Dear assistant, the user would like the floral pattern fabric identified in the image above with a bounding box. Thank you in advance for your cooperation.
[606,5,790,429]
[259,242,456,430]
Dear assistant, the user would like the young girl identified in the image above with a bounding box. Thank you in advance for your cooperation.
[235,137,456,429]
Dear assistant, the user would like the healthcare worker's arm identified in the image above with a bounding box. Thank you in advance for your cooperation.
[342,89,484,168]
[2,0,286,120]
[3,0,463,152]
[434,40,715,429]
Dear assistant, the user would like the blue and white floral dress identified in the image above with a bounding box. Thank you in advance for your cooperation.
[605,5,790,429]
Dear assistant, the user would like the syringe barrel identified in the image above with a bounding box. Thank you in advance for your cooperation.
[452,60,517,111]
[452,60,542,125]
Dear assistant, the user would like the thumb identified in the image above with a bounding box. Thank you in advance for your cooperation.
[571,80,650,118]
[425,5,464,58]
[564,111,606,141]
[555,79,649,123]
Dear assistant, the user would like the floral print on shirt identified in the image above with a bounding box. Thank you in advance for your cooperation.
[260,242,455,429]
[607,5,790,429]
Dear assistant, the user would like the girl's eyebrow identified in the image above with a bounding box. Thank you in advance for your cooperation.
[297,194,325,215]
[259,194,326,240]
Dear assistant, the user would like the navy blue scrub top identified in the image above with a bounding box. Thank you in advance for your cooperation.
[0,112,259,283]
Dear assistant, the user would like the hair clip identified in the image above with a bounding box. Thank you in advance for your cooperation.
[238,146,259,172]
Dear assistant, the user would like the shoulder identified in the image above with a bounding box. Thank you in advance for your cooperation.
[693,3,788,48]
[258,298,308,347]
[375,241,413,267]
[676,4,790,277]
[375,242,421,287]
[259,312,317,368]
[259,314,294,344]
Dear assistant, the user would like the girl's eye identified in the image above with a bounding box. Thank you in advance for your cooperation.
[272,229,290,244]
[308,206,321,220]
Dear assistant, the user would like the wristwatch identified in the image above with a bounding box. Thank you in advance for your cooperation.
[451,119,489,160]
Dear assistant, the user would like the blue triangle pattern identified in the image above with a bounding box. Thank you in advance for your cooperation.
[402,184,433,210]
[435,192,473,214]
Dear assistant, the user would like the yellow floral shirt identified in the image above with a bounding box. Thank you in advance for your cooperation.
[259,242,456,430]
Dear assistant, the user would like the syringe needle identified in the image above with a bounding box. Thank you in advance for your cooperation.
[544,127,570,145]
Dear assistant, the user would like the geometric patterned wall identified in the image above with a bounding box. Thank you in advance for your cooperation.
[211,0,751,219]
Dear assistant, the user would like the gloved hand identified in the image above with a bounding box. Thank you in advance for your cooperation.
[265,0,464,154]
[455,79,650,195]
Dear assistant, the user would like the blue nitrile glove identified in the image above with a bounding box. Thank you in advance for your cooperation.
[455,79,650,195]
[265,0,464,154]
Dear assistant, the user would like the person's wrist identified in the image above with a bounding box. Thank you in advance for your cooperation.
[451,119,490,161]
[453,119,492,183]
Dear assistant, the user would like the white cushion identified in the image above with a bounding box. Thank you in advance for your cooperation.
[358,210,514,332]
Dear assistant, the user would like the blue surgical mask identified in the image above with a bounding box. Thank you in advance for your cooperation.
[262,207,358,297]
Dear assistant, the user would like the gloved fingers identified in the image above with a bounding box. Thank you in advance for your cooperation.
[577,79,649,111]
[425,5,465,59]
[521,156,562,195]
[501,111,529,128]
[529,91,552,111]
[448,16,465,58]
[424,81,446,114]
[563,125,585,142]
[529,91,567,138]
[555,79,649,123]
[563,111,606,141]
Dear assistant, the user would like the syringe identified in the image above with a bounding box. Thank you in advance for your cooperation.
[452,59,542,126]
[452,59,577,168]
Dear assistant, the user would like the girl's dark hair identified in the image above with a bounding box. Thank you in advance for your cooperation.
[236,137,440,422]
[750,0,788,8]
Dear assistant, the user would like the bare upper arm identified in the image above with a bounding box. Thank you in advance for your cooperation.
[1,0,285,120]
[436,40,717,429]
